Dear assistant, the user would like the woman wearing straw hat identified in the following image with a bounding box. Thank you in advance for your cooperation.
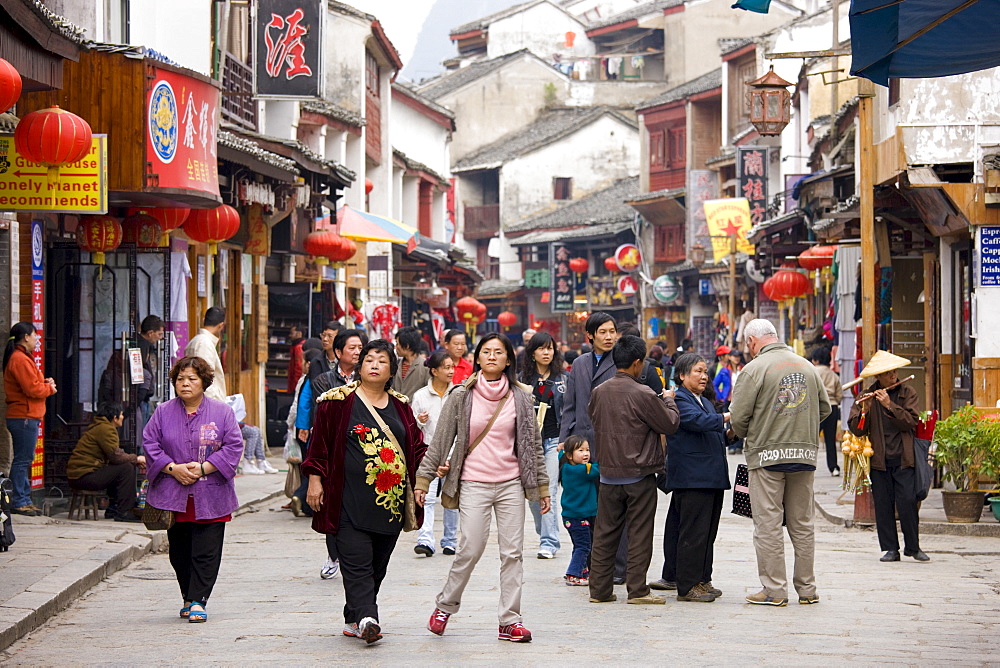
[846,351,927,563]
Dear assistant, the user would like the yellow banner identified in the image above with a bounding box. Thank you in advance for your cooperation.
[0,134,108,213]
[703,197,754,262]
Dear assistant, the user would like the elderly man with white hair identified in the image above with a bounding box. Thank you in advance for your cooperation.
[729,318,831,607]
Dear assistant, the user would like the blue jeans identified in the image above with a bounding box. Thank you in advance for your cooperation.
[418,477,459,551]
[564,516,594,577]
[7,418,40,507]
[529,437,561,553]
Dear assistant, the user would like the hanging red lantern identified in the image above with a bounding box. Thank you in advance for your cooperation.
[798,244,836,271]
[455,296,482,322]
[304,230,357,291]
[497,311,517,329]
[603,256,618,272]
[14,107,93,184]
[327,234,357,265]
[185,204,241,253]
[141,206,190,245]
[762,276,780,301]
[122,212,163,248]
[77,215,123,276]
[364,178,374,195]
[771,268,811,300]
[0,58,23,113]
[568,257,589,274]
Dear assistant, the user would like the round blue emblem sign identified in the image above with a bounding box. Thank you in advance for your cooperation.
[148,80,178,164]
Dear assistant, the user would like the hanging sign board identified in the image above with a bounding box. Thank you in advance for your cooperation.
[652,275,680,304]
[550,242,573,313]
[979,225,1000,287]
[0,135,108,213]
[255,0,324,98]
[703,198,755,263]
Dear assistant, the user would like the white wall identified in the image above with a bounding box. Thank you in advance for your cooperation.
[487,3,595,61]
[127,0,213,75]
[499,115,639,225]
[390,101,452,177]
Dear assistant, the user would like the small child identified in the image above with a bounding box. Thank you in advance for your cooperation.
[559,436,599,586]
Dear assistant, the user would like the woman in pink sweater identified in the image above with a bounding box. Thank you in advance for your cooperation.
[415,333,550,643]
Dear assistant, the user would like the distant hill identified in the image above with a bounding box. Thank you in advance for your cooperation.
[402,0,525,83]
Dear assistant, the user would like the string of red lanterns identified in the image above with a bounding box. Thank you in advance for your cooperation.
[303,229,357,291]
[77,215,123,277]
[798,245,837,271]
[13,106,93,193]
[122,211,163,248]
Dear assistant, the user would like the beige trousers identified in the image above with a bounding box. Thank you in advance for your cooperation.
[435,478,525,626]
[747,468,817,598]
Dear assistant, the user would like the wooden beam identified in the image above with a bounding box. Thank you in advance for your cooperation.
[859,79,877,364]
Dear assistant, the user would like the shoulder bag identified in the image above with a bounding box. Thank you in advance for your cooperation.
[356,391,420,532]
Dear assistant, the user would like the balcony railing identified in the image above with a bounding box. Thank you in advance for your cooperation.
[464,203,500,240]
[222,52,257,131]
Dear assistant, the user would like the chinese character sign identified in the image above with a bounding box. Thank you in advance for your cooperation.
[256,0,323,98]
[550,242,574,313]
[146,66,220,197]
[738,147,768,227]
[686,169,718,254]
[703,198,754,262]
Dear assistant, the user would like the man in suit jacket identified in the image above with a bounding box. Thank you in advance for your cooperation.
[559,312,619,447]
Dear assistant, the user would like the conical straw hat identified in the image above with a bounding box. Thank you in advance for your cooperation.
[860,350,909,377]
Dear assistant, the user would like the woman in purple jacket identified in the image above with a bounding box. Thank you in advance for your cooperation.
[143,356,244,623]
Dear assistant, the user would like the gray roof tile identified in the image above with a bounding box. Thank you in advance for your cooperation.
[636,68,721,111]
[454,106,637,172]
[301,100,365,127]
[588,0,682,31]
[416,49,550,100]
[451,0,547,36]
[507,176,639,234]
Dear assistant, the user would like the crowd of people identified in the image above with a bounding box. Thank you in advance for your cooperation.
[2,307,930,641]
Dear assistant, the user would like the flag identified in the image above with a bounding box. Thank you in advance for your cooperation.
[732,0,771,13]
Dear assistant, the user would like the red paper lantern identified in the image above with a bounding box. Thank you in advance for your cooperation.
[798,245,836,271]
[568,257,589,274]
[497,311,517,328]
[364,178,374,195]
[0,58,22,113]
[455,296,484,323]
[762,276,780,301]
[770,268,811,300]
[142,207,190,233]
[122,212,163,248]
[185,204,241,253]
[77,215,123,269]
[603,256,618,272]
[14,107,93,179]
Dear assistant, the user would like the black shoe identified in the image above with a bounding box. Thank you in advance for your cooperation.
[414,543,434,557]
[880,550,900,562]
[613,577,626,585]
[904,549,930,562]
[114,513,142,523]
[442,546,456,555]
[648,578,677,591]
[13,506,41,517]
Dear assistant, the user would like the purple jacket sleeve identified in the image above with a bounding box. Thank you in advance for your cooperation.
[207,402,244,480]
[142,403,169,481]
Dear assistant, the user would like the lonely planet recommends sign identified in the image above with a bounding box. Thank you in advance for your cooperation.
[652,275,680,304]
[0,135,108,213]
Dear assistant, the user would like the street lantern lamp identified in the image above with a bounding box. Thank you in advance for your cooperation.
[689,242,707,268]
[746,66,792,136]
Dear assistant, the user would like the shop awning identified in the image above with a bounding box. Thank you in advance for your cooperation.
[507,221,633,246]
[336,205,417,244]
[625,187,686,226]
[850,0,1000,87]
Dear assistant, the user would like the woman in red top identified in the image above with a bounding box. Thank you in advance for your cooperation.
[3,322,57,516]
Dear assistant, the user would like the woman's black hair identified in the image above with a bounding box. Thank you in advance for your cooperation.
[472,332,517,384]
[672,352,707,386]
[3,321,36,372]
[424,349,451,370]
[519,331,564,384]
[303,348,324,366]
[95,401,124,421]
[359,339,398,391]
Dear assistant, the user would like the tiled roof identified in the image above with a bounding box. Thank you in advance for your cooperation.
[507,176,639,234]
[508,221,633,246]
[477,278,524,297]
[718,37,755,56]
[391,83,456,120]
[453,106,637,172]
[225,125,356,183]
[0,112,17,134]
[624,186,684,204]
[217,130,300,174]
[416,49,553,100]
[393,148,449,184]
[24,0,87,43]
[451,0,549,36]
[637,68,721,111]
[588,0,682,31]
[301,100,365,127]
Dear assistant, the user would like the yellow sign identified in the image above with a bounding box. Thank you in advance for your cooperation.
[0,134,108,213]
[703,197,755,262]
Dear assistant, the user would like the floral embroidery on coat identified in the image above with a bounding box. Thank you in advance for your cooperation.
[352,423,405,520]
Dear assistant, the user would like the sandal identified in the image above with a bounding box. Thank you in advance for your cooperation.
[179,601,192,618]
[187,602,207,623]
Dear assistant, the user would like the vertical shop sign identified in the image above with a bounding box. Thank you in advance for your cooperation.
[738,147,768,226]
[686,169,718,255]
[147,66,221,197]
[30,220,44,489]
[255,0,323,98]
[550,242,573,313]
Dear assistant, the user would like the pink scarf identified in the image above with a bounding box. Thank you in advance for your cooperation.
[462,373,519,483]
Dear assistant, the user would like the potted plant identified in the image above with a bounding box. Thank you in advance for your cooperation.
[931,405,1000,523]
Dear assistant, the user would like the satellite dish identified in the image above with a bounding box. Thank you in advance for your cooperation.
[745,258,766,284]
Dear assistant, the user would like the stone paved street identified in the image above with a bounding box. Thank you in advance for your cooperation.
[4,476,999,665]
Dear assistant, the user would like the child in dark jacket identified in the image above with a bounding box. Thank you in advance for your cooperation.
[559,436,599,586]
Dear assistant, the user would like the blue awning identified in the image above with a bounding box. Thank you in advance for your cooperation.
[850,0,1000,86]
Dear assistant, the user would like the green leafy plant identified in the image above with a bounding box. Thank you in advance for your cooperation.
[543,82,557,107]
[931,405,1000,491]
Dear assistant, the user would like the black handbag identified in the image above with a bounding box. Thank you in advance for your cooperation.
[141,505,175,531]
[731,463,752,518]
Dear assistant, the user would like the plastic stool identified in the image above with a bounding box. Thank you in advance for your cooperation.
[68,489,103,520]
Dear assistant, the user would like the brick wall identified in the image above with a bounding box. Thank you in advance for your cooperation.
[690,100,722,171]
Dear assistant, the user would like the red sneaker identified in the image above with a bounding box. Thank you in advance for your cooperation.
[427,608,451,636]
[498,622,532,642]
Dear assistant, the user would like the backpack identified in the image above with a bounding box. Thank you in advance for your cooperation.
[0,475,15,551]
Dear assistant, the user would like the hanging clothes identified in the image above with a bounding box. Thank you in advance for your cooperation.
[607,57,622,79]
